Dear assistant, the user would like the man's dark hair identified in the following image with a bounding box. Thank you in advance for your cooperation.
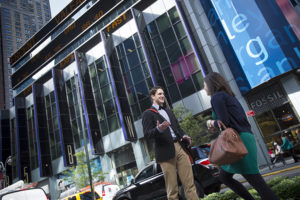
[149,86,163,96]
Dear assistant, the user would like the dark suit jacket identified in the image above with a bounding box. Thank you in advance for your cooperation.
[142,106,186,162]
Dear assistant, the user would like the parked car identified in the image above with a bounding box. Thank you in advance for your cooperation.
[191,144,212,167]
[113,160,221,200]
[95,184,120,200]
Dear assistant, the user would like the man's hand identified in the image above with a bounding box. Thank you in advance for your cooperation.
[181,135,192,146]
[157,120,170,131]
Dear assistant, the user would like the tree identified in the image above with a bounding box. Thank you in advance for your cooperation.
[62,151,106,189]
[173,105,217,146]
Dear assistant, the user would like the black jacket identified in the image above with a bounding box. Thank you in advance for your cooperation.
[142,106,186,162]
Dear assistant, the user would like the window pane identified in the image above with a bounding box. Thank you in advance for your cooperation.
[152,36,164,52]
[124,37,136,54]
[101,85,112,102]
[173,22,186,39]
[131,104,141,120]
[273,103,299,130]
[117,43,125,58]
[157,50,169,68]
[168,7,180,24]
[156,13,171,33]
[178,78,195,98]
[123,72,133,89]
[100,120,108,136]
[166,42,182,64]
[97,61,109,85]
[180,37,192,55]
[137,47,145,62]
[255,111,280,137]
[147,21,158,38]
[192,71,204,90]
[120,58,129,73]
[168,84,181,102]
[127,51,139,69]
[135,81,148,101]
[108,115,119,132]
[141,62,150,77]
[127,87,137,105]
[104,99,116,116]
[163,67,175,85]
[134,33,141,47]
[131,66,144,83]
[161,27,176,48]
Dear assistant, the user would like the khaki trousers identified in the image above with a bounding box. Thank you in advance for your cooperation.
[159,142,198,200]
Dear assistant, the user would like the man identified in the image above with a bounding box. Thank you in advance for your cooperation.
[142,86,198,200]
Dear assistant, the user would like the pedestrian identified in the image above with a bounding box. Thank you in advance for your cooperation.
[142,86,198,200]
[204,72,279,200]
[272,141,286,166]
[296,128,300,144]
[281,133,299,162]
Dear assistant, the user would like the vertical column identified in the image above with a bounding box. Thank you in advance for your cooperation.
[74,51,104,155]
[32,84,52,177]
[52,68,76,167]
[100,31,137,141]
[14,97,31,182]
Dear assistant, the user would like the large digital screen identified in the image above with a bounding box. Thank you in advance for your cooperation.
[201,0,300,94]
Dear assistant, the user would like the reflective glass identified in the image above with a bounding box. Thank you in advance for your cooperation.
[127,51,139,69]
[152,36,164,52]
[131,66,144,82]
[174,22,186,39]
[135,81,148,101]
[179,37,192,55]
[157,13,171,33]
[161,27,177,47]
[100,120,108,136]
[168,84,181,102]
[124,37,136,54]
[147,22,158,38]
[166,42,182,64]
[101,85,112,102]
[157,50,169,68]
[178,78,195,98]
[108,115,119,132]
[104,99,116,116]
[163,67,175,85]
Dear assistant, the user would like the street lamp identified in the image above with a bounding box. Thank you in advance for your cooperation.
[0,156,12,188]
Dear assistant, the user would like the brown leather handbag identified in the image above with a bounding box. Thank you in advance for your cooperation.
[209,121,248,166]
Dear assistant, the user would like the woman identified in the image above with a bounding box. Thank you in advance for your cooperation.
[204,72,279,200]
[281,134,298,162]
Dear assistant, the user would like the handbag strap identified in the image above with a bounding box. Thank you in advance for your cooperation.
[217,120,227,131]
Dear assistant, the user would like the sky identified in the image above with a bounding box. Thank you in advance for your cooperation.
[49,0,72,17]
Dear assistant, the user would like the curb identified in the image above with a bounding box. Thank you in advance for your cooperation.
[220,165,300,189]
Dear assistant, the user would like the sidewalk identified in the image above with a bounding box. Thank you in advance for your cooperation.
[220,157,300,191]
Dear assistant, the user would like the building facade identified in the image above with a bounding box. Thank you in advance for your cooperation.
[0,0,51,109]
[2,0,300,198]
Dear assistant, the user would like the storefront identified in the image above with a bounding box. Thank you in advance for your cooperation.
[246,81,300,150]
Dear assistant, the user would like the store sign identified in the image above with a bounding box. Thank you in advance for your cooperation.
[247,84,287,114]
[200,0,300,94]
[246,110,255,117]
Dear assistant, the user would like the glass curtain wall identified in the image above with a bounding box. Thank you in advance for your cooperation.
[26,106,38,169]
[87,55,121,136]
[143,7,203,103]
[45,91,62,159]
[65,75,85,149]
[115,33,153,121]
